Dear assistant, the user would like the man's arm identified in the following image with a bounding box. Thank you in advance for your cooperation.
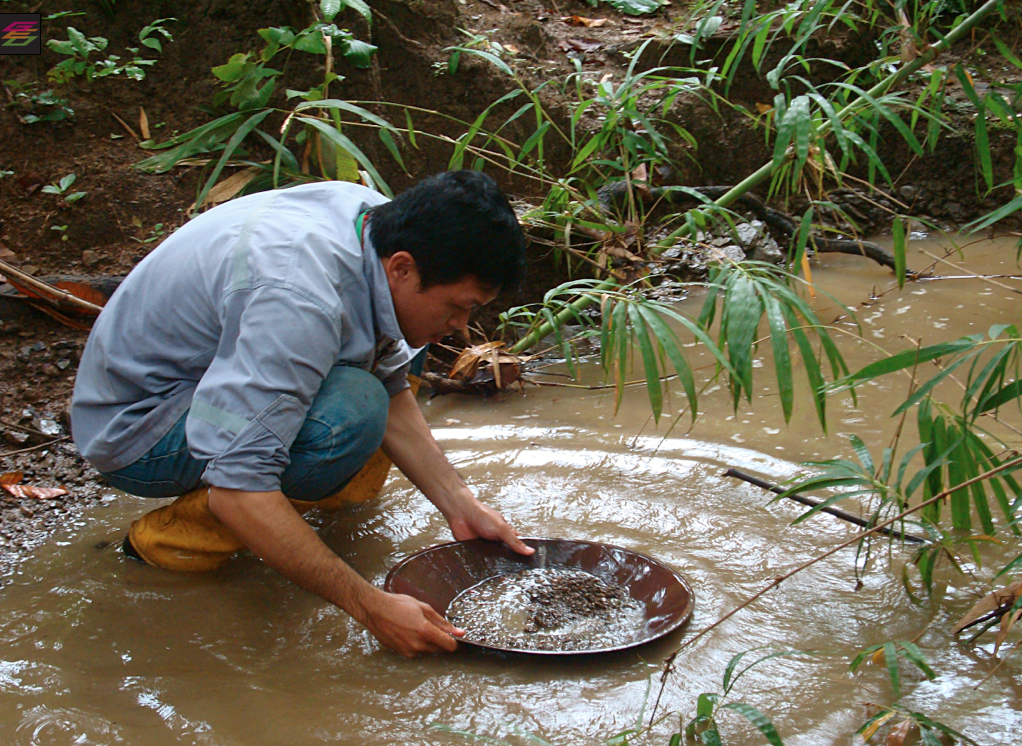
[207,486,463,656]
[381,388,533,556]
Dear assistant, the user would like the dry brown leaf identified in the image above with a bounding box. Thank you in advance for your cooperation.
[953,580,1022,634]
[139,106,151,140]
[2,484,67,499]
[559,38,603,54]
[449,341,506,381]
[562,15,607,28]
[0,471,24,486]
[994,607,1022,655]
[885,718,915,746]
[756,102,774,115]
[189,166,261,213]
[53,281,108,308]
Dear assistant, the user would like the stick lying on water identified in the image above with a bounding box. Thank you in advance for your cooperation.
[724,468,927,544]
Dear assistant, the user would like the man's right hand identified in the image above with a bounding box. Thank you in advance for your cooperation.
[359,588,463,657]
[208,487,463,657]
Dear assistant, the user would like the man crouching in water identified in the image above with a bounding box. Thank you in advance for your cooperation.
[71,170,534,656]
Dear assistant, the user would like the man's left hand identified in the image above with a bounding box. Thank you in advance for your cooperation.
[444,495,535,556]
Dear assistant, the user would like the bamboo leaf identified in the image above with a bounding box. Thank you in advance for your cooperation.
[630,304,663,421]
[723,274,760,402]
[638,305,698,421]
[720,703,783,746]
[883,641,901,699]
[835,337,982,388]
[193,109,273,212]
[763,294,793,422]
[892,216,907,288]
[299,116,393,196]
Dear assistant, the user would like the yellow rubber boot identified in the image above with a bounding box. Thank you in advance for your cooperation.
[127,486,243,572]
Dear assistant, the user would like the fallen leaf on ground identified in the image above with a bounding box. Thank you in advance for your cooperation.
[2,484,68,499]
[562,15,607,27]
[953,579,1022,634]
[559,38,603,54]
[0,472,24,486]
[139,107,151,140]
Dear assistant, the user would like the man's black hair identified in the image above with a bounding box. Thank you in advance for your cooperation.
[369,170,526,291]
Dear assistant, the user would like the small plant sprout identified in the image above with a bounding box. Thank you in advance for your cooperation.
[50,224,69,242]
[41,174,87,203]
[132,222,167,244]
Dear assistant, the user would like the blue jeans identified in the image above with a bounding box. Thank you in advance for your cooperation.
[103,364,391,502]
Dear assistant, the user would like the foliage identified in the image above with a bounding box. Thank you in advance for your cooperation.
[41,173,86,203]
[591,0,665,17]
[46,19,175,83]
[135,8,394,210]
[681,648,800,745]
[4,81,74,123]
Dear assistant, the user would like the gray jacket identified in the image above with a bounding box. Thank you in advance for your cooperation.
[72,182,416,492]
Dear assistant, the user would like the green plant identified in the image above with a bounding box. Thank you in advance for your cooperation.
[41,173,86,203]
[0,170,14,178]
[50,224,69,241]
[46,19,175,83]
[5,82,74,123]
[133,222,167,244]
[681,648,799,745]
[136,1,393,210]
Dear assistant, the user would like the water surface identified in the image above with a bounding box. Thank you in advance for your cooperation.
[0,236,1018,745]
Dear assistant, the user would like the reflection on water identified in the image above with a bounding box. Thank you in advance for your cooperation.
[0,237,1018,744]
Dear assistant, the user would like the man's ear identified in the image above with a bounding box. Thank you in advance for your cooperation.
[382,251,420,290]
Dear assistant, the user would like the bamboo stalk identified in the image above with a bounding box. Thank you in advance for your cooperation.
[510,0,1003,355]
[0,259,105,314]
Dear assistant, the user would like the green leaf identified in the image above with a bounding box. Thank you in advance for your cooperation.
[763,294,793,422]
[638,306,697,421]
[296,99,396,133]
[299,115,393,197]
[341,39,377,68]
[604,0,663,16]
[629,303,663,422]
[58,173,77,191]
[449,47,513,77]
[321,0,341,21]
[892,216,907,289]
[962,194,1022,234]
[723,274,760,402]
[378,129,405,172]
[212,53,252,83]
[193,108,273,212]
[696,692,717,718]
[977,378,1022,414]
[994,553,1022,579]
[836,337,982,388]
[720,703,783,746]
[883,641,901,699]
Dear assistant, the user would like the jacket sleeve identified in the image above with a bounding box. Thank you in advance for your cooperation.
[187,283,341,492]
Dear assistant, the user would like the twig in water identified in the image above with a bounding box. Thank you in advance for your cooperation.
[724,468,927,543]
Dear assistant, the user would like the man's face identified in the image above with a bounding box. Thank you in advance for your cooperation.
[384,252,498,348]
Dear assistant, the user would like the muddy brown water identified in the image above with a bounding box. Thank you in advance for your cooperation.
[0,236,1019,745]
